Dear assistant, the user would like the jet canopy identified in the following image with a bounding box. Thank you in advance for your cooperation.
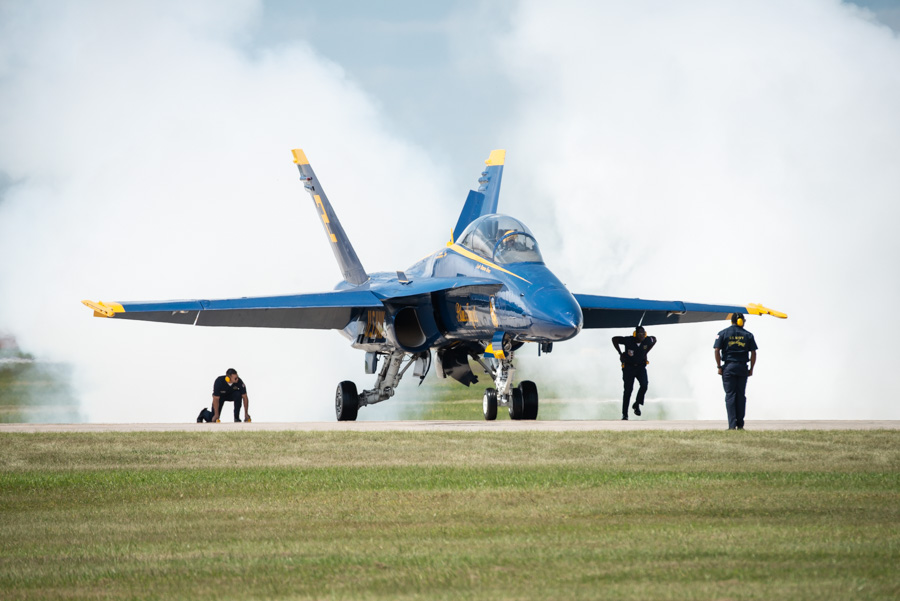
[457,214,544,265]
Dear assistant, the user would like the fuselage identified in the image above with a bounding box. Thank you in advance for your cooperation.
[415,245,582,341]
[336,214,583,354]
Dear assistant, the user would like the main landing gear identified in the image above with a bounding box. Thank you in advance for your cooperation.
[335,350,431,421]
[476,350,538,421]
[333,345,539,422]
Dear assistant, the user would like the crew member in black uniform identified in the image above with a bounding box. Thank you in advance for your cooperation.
[612,326,657,420]
[211,368,251,423]
[714,313,758,430]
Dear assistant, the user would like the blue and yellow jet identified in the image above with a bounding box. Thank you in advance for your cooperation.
[83,149,786,421]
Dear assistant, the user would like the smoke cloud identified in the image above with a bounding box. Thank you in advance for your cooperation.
[2,1,898,422]
[496,0,900,419]
[0,0,453,422]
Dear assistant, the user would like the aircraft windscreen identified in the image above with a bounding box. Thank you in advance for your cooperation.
[458,214,544,265]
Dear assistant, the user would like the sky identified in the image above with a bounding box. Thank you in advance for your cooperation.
[1,0,899,422]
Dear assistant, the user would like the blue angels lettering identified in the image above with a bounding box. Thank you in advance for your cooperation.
[82,149,787,421]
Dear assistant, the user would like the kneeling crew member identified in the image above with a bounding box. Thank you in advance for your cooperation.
[714,313,758,430]
[211,368,251,423]
[612,326,657,420]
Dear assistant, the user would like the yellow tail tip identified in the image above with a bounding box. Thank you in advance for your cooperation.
[291,148,309,165]
[485,149,506,166]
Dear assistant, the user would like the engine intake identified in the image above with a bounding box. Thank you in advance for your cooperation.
[393,306,427,349]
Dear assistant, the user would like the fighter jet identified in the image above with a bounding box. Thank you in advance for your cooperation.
[83,149,786,420]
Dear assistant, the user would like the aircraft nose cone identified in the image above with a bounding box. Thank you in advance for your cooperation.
[532,288,583,341]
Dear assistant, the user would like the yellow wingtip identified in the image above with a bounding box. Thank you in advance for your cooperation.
[746,303,788,319]
[485,149,506,166]
[291,148,309,165]
[81,300,124,318]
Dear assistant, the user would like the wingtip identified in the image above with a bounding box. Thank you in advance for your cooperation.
[485,149,506,166]
[82,299,123,318]
[746,303,788,319]
[291,148,309,165]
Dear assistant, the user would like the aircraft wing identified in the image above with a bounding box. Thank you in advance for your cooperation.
[81,289,384,329]
[574,294,787,329]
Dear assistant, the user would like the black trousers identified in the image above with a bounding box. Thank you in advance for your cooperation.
[622,365,648,417]
[216,398,242,421]
[722,368,748,429]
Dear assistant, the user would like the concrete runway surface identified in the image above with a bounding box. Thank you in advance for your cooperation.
[1,420,898,433]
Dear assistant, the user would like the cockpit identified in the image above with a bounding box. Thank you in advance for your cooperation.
[457,214,544,265]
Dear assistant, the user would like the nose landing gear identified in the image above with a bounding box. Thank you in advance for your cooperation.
[517,380,539,420]
[482,388,498,420]
[477,349,539,420]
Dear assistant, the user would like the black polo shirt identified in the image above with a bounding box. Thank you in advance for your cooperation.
[613,335,657,367]
[714,325,758,365]
[213,375,247,403]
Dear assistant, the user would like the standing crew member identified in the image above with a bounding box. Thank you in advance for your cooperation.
[714,313,758,430]
[612,326,657,420]
[211,368,251,423]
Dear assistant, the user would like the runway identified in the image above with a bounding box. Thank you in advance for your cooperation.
[1,420,898,433]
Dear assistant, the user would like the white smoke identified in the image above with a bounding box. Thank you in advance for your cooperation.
[2,1,898,423]
[495,0,900,419]
[0,0,454,422]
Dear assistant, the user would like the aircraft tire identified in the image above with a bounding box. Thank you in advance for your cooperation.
[508,387,525,420]
[483,388,498,421]
[336,381,359,421]
[519,380,539,420]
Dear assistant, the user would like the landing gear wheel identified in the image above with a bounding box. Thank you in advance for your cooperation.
[519,380,539,420]
[508,387,525,420]
[483,388,498,421]
[336,381,359,421]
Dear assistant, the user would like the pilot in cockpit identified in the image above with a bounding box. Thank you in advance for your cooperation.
[496,231,520,261]
[459,215,544,265]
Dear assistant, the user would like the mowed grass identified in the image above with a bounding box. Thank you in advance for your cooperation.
[1,431,898,600]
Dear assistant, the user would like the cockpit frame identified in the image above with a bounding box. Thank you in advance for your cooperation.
[457,214,544,265]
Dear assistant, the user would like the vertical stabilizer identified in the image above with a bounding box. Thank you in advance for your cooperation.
[451,149,506,240]
[292,149,368,286]
[477,149,505,216]
[451,190,485,243]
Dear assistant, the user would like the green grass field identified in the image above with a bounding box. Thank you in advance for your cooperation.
[1,430,898,600]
